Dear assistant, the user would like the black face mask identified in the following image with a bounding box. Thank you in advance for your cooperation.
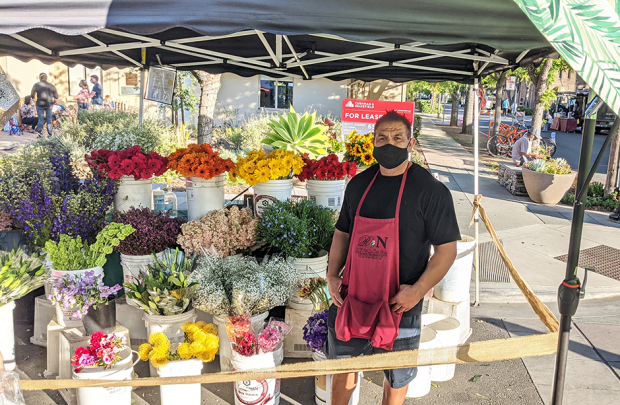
[372,143,409,169]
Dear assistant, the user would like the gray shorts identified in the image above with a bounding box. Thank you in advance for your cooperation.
[325,302,422,389]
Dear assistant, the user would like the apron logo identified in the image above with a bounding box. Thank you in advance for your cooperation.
[358,235,388,249]
[356,235,388,260]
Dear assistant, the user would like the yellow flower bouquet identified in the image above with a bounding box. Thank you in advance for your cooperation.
[138,322,219,368]
[344,130,376,168]
[228,149,305,186]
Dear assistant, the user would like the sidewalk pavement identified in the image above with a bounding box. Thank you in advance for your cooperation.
[416,117,620,303]
[418,116,620,405]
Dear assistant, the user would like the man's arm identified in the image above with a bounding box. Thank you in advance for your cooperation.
[31,84,37,99]
[326,229,350,307]
[388,241,457,313]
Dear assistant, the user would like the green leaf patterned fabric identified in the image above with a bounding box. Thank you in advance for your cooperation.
[513,0,620,114]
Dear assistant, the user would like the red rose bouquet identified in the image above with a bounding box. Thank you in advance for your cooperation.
[297,154,357,182]
[71,332,127,372]
[85,146,168,180]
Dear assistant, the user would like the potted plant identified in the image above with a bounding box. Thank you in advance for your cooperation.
[227,316,290,404]
[48,270,122,335]
[167,144,235,221]
[85,146,168,212]
[344,130,376,175]
[229,149,305,216]
[258,199,336,308]
[262,107,330,157]
[138,323,219,405]
[0,249,47,371]
[112,208,185,305]
[71,332,134,405]
[297,154,357,211]
[43,222,135,326]
[177,206,258,258]
[190,255,300,371]
[522,158,575,205]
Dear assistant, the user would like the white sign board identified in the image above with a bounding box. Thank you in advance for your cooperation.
[506,76,517,91]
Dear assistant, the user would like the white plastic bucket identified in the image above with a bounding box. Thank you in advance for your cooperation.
[213,312,269,372]
[253,179,293,216]
[306,180,345,210]
[157,359,203,405]
[289,251,329,310]
[0,301,16,370]
[186,175,225,221]
[232,345,283,405]
[405,327,437,398]
[73,347,135,405]
[422,314,461,382]
[114,176,153,212]
[50,266,104,327]
[143,309,197,376]
[120,252,164,308]
[312,351,361,405]
[433,235,476,303]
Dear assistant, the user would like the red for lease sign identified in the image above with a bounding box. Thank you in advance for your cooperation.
[341,98,415,137]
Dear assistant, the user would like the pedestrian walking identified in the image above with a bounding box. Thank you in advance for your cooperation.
[30,73,58,137]
[502,98,510,116]
[326,111,460,405]
[90,75,103,106]
[75,79,94,111]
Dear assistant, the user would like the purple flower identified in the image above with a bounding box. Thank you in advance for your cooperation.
[49,272,121,318]
[303,309,329,353]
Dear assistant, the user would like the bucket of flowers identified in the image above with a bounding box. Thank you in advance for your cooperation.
[167,144,235,221]
[112,207,185,306]
[138,322,219,405]
[297,154,356,211]
[344,130,376,174]
[176,206,258,258]
[190,255,300,371]
[228,149,305,216]
[43,222,136,327]
[227,316,290,405]
[71,332,135,405]
[85,146,168,212]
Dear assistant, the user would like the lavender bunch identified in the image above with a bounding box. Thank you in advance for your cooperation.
[302,310,329,353]
[48,270,121,319]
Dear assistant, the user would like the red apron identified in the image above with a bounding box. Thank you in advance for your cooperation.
[335,167,408,350]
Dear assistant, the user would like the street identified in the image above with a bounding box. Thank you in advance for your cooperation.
[440,104,612,177]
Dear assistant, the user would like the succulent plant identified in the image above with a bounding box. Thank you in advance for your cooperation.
[262,106,329,158]
[0,249,47,306]
[526,159,547,173]
[123,248,198,316]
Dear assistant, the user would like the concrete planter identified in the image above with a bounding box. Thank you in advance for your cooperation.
[521,168,575,205]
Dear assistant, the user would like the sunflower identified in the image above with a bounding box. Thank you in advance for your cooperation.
[361,153,374,165]
[353,144,363,156]
[256,166,271,183]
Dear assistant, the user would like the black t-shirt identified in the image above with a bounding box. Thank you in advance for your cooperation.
[336,163,461,286]
[31,81,59,108]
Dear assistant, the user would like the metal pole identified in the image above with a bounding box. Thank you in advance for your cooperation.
[550,95,603,405]
[139,48,146,124]
[473,77,480,306]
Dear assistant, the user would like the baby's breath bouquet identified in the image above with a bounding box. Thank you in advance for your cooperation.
[191,255,301,317]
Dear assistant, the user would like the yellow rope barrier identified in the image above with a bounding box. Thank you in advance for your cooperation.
[18,195,559,391]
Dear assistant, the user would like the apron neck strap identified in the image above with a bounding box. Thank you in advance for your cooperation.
[356,164,410,217]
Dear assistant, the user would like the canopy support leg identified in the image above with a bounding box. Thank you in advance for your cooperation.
[473,77,480,307]
[139,48,146,124]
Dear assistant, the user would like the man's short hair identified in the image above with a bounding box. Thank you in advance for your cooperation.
[90,75,99,81]
[374,111,412,138]
[39,73,47,79]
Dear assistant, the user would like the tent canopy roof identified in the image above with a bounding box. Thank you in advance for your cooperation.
[0,0,556,83]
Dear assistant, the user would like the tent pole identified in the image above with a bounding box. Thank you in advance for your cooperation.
[473,77,480,307]
[139,48,146,124]
[550,95,602,405]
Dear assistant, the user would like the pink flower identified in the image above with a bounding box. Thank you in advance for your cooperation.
[103,352,115,365]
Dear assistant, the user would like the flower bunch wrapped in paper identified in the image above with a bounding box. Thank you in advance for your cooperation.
[85,146,168,180]
[226,316,291,357]
[302,310,329,353]
[344,130,376,167]
[167,144,234,180]
[138,321,219,368]
[228,149,305,185]
[72,332,127,372]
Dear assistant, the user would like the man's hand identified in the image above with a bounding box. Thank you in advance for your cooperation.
[389,284,424,314]
[327,276,343,307]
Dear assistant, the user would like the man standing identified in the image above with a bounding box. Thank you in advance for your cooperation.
[326,111,460,405]
[30,73,58,137]
[90,75,103,106]
[502,98,510,116]
[512,131,544,166]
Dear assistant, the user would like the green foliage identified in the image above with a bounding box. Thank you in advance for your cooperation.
[524,108,534,116]
[327,138,345,154]
[561,193,576,206]
[525,158,571,175]
[0,249,47,306]
[562,187,618,211]
[262,107,330,157]
[258,199,337,259]
[413,115,423,139]
[418,100,443,114]
[44,223,135,270]
[123,248,197,315]
[411,151,426,167]
[92,120,174,155]
[587,182,604,198]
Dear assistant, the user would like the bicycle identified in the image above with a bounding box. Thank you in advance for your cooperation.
[487,129,557,158]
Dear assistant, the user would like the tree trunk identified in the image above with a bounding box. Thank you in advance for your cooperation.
[450,91,460,126]
[605,125,620,195]
[530,58,554,136]
[493,72,507,135]
[462,85,474,135]
[191,71,222,145]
